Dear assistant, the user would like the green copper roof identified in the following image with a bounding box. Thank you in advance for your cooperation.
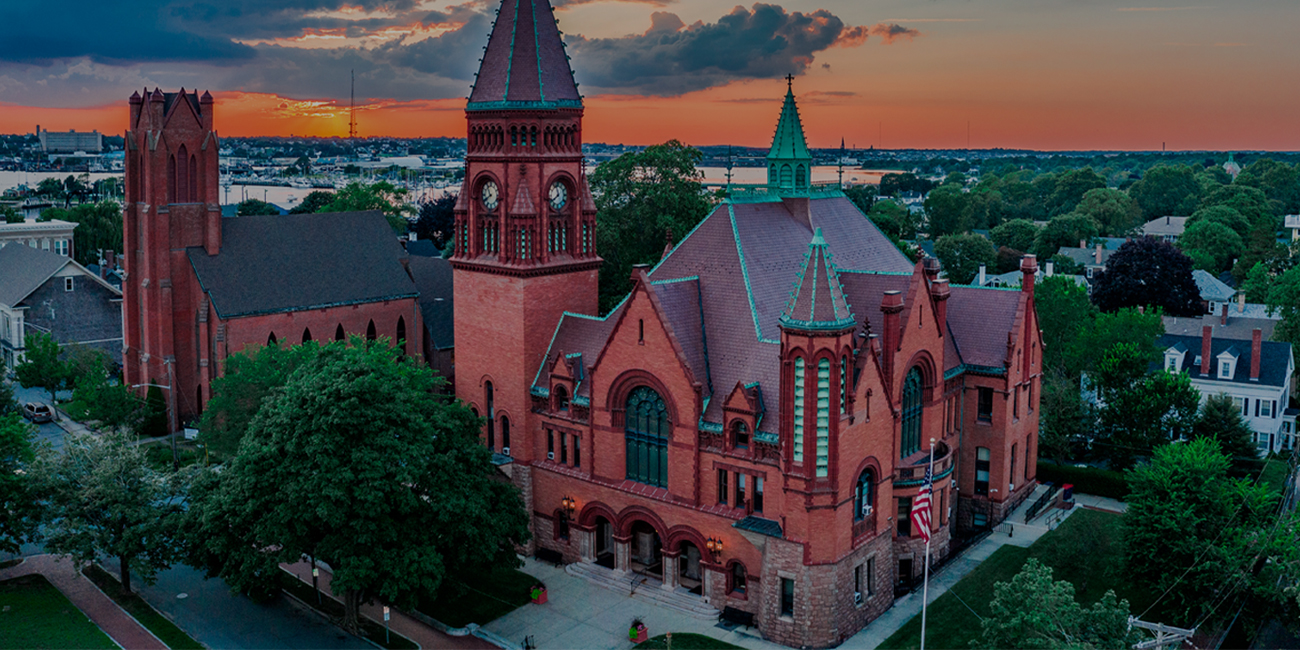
[779,227,856,332]
[767,80,812,163]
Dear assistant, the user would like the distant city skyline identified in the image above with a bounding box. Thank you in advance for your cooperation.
[1,0,1297,150]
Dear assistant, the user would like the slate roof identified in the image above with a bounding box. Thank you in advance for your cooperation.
[649,277,711,393]
[468,0,581,110]
[1158,333,1294,388]
[767,84,812,162]
[733,515,783,538]
[188,211,417,319]
[1163,314,1278,341]
[779,228,855,331]
[406,240,442,257]
[1142,216,1188,237]
[1056,246,1113,268]
[0,243,74,306]
[409,256,454,350]
[1193,270,1236,303]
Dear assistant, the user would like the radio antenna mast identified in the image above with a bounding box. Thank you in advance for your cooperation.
[348,69,357,140]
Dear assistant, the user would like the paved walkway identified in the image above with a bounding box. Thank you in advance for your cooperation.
[0,554,167,650]
[281,560,497,650]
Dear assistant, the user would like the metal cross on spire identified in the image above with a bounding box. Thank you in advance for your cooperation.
[785,73,795,90]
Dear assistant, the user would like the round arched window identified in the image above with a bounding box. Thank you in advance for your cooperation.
[625,387,668,487]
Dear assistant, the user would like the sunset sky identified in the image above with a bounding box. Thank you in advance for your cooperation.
[2,0,1297,150]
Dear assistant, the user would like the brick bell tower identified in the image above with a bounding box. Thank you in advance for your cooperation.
[123,88,220,432]
[452,0,600,472]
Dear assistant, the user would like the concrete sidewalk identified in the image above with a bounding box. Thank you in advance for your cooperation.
[0,554,168,650]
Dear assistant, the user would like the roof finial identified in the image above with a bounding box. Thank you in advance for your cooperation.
[785,73,794,91]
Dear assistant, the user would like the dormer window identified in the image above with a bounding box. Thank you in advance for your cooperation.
[1217,349,1238,380]
[1164,345,1186,373]
[553,385,570,411]
[1218,361,1233,379]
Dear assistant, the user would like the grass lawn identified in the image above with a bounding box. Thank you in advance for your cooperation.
[278,570,418,650]
[83,564,205,650]
[879,508,1147,650]
[0,574,117,649]
[1258,458,1291,497]
[637,632,743,649]
[415,566,536,628]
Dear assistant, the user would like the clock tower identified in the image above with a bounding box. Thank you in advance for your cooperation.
[452,0,600,477]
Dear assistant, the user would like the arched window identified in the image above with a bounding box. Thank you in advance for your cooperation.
[816,358,831,477]
[780,164,792,187]
[510,126,518,147]
[267,332,277,345]
[854,469,874,521]
[501,415,511,453]
[732,421,749,449]
[176,145,189,202]
[901,368,923,458]
[729,562,747,594]
[396,316,406,356]
[485,381,495,450]
[792,357,805,464]
[554,385,570,411]
[167,154,177,203]
[795,164,807,189]
[335,324,345,341]
[366,319,377,341]
[530,126,537,147]
[302,327,312,343]
[189,154,198,202]
[840,355,849,414]
[625,386,668,487]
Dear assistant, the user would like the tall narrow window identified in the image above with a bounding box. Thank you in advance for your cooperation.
[897,497,912,537]
[730,563,747,594]
[735,473,746,508]
[975,447,990,495]
[780,578,795,617]
[795,164,807,188]
[1010,443,1017,489]
[732,421,749,449]
[840,355,848,414]
[625,387,669,487]
[977,387,993,421]
[900,368,923,458]
[396,316,407,355]
[267,332,277,345]
[366,320,377,341]
[560,431,567,463]
[167,154,177,203]
[486,382,495,450]
[717,469,728,505]
[335,324,345,341]
[554,385,569,411]
[501,416,511,453]
[754,477,764,512]
[548,429,554,457]
[302,327,312,343]
[572,434,580,468]
[854,469,874,521]
[816,358,831,477]
[189,154,197,203]
[793,357,805,464]
[176,145,189,202]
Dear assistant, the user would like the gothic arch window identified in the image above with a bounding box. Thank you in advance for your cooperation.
[795,164,807,189]
[177,145,189,202]
[167,154,177,203]
[769,164,776,183]
[530,126,537,147]
[189,154,198,202]
[854,468,875,521]
[302,327,312,343]
[728,561,747,594]
[396,316,406,356]
[366,319,377,341]
[510,126,518,147]
[625,386,668,488]
[780,164,792,187]
[901,367,923,458]
[815,357,831,477]
[267,332,277,346]
[840,355,849,414]
[792,356,806,464]
[485,381,495,450]
[501,415,511,453]
[731,420,749,449]
[335,324,345,341]
[553,385,570,411]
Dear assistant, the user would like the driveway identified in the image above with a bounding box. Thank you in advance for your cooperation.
[11,382,66,451]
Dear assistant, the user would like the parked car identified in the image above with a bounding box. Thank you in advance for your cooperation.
[22,402,53,423]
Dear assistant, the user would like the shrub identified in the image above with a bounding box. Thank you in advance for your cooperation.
[1037,461,1129,499]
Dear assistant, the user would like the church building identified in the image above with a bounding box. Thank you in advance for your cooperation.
[452,0,1043,647]
[122,88,422,430]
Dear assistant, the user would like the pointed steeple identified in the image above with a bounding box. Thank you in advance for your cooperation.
[767,76,813,190]
[468,0,582,110]
[780,228,856,332]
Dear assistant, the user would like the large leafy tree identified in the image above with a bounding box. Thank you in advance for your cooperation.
[1091,237,1202,316]
[199,342,319,458]
[321,181,417,234]
[1178,219,1243,274]
[1193,393,1259,465]
[990,219,1040,254]
[1075,188,1143,236]
[38,202,123,266]
[32,431,188,593]
[289,190,336,215]
[980,558,1137,650]
[1186,205,1250,240]
[1124,438,1294,623]
[1038,368,1094,464]
[1234,158,1300,215]
[1045,167,1106,217]
[879,172,935,197]
[413,193,457,249]
[1035,275,1096,374]
[923,184,970,238]
[15,332,67,405]
[184,339,530,634]
[1199,184,1274,233]
[591,140,712,313]
[237,199,277,216]
[934,233,997,285]
[1128,164,1201,220]
[1093,344,1200,469]
[1033,213,1100,259]
[1265,265,1300,344]
[0,414,37,554]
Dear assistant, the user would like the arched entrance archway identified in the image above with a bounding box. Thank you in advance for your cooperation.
[594,516,614,568]
[628,520,663,577]
[678,541,703,595]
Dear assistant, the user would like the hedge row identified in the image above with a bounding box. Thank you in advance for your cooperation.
[1037,462,1129,500]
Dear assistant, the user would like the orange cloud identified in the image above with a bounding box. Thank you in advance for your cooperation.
[834,23,921,48]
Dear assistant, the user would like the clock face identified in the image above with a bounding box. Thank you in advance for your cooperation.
[549,182,568,211]
[481,181,499,211]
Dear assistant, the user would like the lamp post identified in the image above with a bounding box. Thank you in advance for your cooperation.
[705,537,723,560]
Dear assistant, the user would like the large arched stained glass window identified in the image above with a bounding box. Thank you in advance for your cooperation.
[854,469,874,521]
[901,368,923,458]
[625,387,669,487]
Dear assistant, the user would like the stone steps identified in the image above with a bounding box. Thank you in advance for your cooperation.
[565,562,720,620]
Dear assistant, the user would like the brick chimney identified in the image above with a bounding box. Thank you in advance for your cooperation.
[1094,243,1103,265]
[978,264,986,286]
[1021,254,1038,301]
[1200,325,1212,376]
[930,279,950,336]
[1250,328,1261,381]
[1079,239,1086,249]
[923,257,941,282]
[1238,292,1246,312]
[1220,303,1228,325]
[880,290,904,380]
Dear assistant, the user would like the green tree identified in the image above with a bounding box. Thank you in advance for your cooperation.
[1070,307,1165,378]
[33,431,188,593]
[1091,238,1202,317]
[413,194,457,248]
[1199,185,1274,233]
[320,181,417,234]
[72,370,145,437]
[1178,220,1243,274]
[1129,164,1200,220]
[1038,368,1094,463]
[1235,158,1300,215]
[141,385,168,437]
[1193,393,1259,464]
[288,190,335,215]
[1045,168,1106,217]
[1,205,22,223]
[1124,438,1280,622]
[237,199,277,216]
[990,219,1040,253]
[184,339,530,634]
[842,184,876,214]
[1033,213,1100,259]
[199,342,319,458]
[979,558,1137,650]
[868,200,917,239]
[1265,266,1300,344]
[1048,253,1083,276]
[1098,365,1200,470]
[923,184,970,237]
[1239,262,1272,304]
[934,233,997,285]
[38,202,123,267]
[0,414,37,553]
[1075,188,1143,236]
[36,177,65,202]
[1035,275,1096,374]
[591,140,712,313]
[1186,205,1250,239]
[15,332,66,405]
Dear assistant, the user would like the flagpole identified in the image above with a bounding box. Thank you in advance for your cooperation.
[919,438,936,650]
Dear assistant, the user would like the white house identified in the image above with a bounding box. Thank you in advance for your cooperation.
[1160,327,1295,455]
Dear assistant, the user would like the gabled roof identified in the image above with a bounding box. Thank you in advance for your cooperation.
[0,243,75,306]
[468,0,582,110]
[188,211,418,319]
[1192,269,1236,303]
[408,256,454,350]
[779,228,855,331]
[1157,333,1293,388]
[767,83,812,162]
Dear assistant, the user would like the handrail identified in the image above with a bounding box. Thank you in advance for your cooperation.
[1025,484,1061,523]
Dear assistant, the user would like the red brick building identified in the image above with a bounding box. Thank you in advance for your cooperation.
[453,1,1042,647]
[122,88,422,429]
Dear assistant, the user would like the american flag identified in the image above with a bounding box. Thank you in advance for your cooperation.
[911,464,933,543]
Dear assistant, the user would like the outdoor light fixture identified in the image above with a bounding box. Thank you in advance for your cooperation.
[705,537,724,556]
[561,495,576,515]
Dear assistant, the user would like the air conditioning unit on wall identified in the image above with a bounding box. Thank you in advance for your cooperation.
[854,592,863,605]
[502,447,511,456]
[547,451,555,460]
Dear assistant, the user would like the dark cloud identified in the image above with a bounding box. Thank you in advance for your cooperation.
[552,0,674,8]
[565,3,870,96]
